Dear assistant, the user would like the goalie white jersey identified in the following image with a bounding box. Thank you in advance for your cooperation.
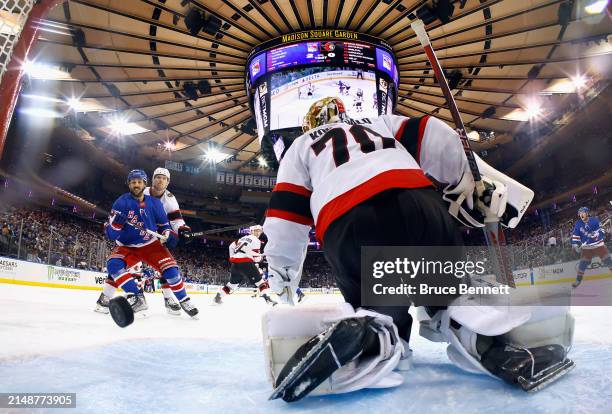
[229,235,262,263]
[144,187,186,233]
[263,114,468,271]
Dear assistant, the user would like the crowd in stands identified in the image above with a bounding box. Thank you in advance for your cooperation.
[1,196,610,288]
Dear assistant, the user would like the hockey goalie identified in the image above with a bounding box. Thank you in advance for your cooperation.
[260,97,575,402]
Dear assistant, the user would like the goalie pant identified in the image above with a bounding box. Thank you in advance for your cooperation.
[324,186,464,342]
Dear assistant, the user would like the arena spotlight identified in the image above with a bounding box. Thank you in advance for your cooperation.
[107,116,149,136]
[19,107,63,118]
[22,59,72,80]
[571,74,588,89]
[525,101,543,119]
[584,0,608,14]
[164,140,176,151]
[67,97,81,111]
[204,147,229,163]
[257,156,268,167]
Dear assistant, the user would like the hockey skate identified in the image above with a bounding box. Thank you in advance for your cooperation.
[213,292,223,305]
[481,343,575,392]
[94,293,110,314]
[180,297,199,318]
[297,290,306,303]
[572,275,583,288]
[164,297,181,315]
[262,293,278,306]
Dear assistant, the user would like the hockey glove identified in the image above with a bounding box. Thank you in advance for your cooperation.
[178,226,192,240]
[443,169,507,228]
[104,210,126,241]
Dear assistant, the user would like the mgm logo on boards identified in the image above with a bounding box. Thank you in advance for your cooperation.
[47,266,80,282]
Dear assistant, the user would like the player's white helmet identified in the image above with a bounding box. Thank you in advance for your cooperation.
[249,225,263,236]
[302,97,351,132]
[153,167,170,181]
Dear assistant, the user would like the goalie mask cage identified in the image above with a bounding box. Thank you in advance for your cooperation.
[0,0,61,157]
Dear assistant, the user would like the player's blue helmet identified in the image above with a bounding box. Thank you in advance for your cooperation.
[577,206,589,216]
[127,169,148,184]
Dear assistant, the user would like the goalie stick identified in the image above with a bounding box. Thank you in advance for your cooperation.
[410,19,515,288]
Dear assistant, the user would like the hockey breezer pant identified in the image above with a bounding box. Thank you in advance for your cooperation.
[323,187,464,342]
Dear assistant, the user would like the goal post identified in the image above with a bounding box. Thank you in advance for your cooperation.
[0,0,63,158]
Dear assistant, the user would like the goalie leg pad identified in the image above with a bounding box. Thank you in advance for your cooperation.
[419,304,575,388]
[263,305,405,402]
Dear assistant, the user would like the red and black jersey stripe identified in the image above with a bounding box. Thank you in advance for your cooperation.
[167,210,183,221]
[266,183,314,226]
[394,115,430,163]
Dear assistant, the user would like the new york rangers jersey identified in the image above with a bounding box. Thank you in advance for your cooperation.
[229,235,262,263]
[144,187,186,232]
[572,217,606,248]
[107,193,171,247]
[263,114,468,273]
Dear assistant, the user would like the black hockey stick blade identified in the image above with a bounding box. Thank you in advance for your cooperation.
[269,317,376,402]
[109,296,134,328]
[518,358,575,392]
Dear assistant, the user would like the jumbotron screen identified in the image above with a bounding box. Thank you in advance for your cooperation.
[269,67,378,130]
[246,32,399,141]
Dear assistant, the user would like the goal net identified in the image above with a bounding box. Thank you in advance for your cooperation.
[0,0,35,86]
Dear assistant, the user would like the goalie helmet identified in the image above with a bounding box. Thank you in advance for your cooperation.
[302,97,351,132]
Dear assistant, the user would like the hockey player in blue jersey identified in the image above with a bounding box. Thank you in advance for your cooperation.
[571,206,612,288]
[103,169,198,318]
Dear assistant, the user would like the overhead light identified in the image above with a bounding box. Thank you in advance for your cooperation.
[66,97,110,113]
[22,60,72,80]
[107,116,149,135]
[584,0,608,14]
[22,94,63,103]
[525,101,542,119]
[19,107,63,118]
[257,156,268,167]
[571,74,588,90]
[204,147,229,163]
[501,101,543,122]
[164,141,176,151]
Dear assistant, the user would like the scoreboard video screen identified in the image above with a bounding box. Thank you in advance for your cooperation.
[246,31,399,141]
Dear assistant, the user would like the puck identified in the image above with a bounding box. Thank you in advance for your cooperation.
[109,296,134,328]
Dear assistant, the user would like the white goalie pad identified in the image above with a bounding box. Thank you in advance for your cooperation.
[262,304,406,396]
[418,304,574,376]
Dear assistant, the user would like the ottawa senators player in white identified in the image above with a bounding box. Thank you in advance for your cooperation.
[213,225,277,305]
[260,97,574,401]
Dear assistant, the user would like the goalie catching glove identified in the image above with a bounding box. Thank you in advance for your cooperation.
[443,154,533,229]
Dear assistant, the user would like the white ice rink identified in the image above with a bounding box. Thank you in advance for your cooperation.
[1,283,611,414]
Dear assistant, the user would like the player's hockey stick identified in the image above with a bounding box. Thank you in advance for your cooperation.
[189,222,257,238]
[410,19,515,287]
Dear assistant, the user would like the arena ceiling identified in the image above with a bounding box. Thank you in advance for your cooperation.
[25,0,612,172]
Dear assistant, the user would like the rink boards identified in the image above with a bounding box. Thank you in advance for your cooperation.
[0,257,342,295]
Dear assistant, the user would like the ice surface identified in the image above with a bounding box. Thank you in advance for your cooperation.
[0,284,611,414]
